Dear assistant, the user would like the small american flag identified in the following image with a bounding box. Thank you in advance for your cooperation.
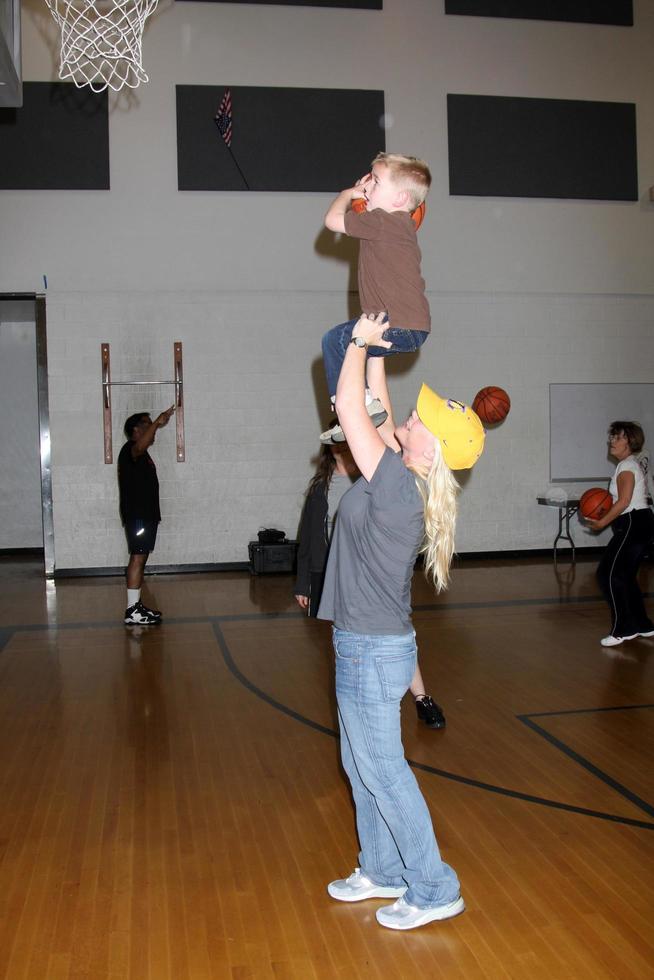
[214,88,233,147]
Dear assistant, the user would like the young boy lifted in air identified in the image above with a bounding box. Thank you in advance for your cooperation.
[321,152,431,443]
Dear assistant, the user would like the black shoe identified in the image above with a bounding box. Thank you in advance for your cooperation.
[124,602,159,626]
[415,696,446,729]
[137,600,162,620]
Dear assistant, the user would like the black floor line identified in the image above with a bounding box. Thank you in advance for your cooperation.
[525,703,654,717]
[0,585,652,643]
[518,712,654,818]
[212,622,654,832]
[1,607,652,831]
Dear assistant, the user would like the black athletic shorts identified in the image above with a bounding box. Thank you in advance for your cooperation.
[124,519,158,555]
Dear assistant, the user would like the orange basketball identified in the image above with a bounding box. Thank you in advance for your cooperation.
[579,488,612,521]
[411,201,425,230]
[472,386,511,424]
[351,197,425,230]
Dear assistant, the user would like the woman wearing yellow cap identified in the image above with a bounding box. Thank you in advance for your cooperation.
[318,312,484,931]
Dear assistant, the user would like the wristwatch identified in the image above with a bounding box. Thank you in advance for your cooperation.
[350,336,368,349]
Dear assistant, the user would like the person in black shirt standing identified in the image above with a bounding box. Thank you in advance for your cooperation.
[118,407,174,625]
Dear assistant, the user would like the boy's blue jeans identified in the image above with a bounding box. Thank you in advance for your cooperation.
[333,627,461,908]
[322,317,428,398]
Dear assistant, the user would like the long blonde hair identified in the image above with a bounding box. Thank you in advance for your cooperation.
[408,439,459,593]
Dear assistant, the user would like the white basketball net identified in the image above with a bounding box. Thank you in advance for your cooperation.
[44,0,159,93]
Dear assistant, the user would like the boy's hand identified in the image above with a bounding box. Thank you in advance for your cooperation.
[352,173,371,199]
[326,184,360,232]
[326,174,371,231]
[352,312,392,349]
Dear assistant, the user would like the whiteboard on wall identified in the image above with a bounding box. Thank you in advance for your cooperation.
[550,384,654,482]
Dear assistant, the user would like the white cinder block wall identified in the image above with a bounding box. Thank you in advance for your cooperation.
[2,1,653,569]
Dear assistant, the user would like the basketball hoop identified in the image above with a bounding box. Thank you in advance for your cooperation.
[44,0,159,93]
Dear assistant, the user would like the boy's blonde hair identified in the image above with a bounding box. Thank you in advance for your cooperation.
[372,152,432,210]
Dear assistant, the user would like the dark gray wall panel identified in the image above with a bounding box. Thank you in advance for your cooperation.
[444,1,632,25]
[177,85,385,192]
[447,94,637,201]
[0,82,109,190]
[176,1,381,7]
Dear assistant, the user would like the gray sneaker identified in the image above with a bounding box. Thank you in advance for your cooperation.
[376,895,465,930]
[319,421,346,445]
[319,399,388,444]
[327,868,406,903]
[364,398,388,427]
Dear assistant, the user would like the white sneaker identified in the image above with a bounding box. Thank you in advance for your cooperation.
[638,629,654,638]
[376,894,465,930]
[600,634,637,647]
[327,868,406,903]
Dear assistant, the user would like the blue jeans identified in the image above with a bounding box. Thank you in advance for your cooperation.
[322,318,428,398]
[333,627,461,908]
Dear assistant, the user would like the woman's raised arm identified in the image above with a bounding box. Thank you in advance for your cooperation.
[334,314,391,481]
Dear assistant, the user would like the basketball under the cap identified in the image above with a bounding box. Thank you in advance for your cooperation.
[472,387,511,425]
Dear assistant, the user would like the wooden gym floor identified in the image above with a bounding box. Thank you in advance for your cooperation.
[0,555,652,980]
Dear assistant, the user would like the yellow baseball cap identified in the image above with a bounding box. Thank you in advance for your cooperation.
[416,384,485,470]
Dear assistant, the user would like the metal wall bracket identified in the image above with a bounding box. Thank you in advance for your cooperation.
[101,342,185,463]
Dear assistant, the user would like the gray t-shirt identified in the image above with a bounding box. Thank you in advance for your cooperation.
[318,448,424,635]
[327,472,353,539]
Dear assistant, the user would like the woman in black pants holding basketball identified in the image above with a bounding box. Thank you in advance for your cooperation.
[586,421,654,647]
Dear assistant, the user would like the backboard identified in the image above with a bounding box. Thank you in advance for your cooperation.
[0,0,21,107]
